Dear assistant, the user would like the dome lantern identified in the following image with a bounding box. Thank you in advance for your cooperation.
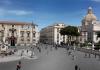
[88,6,93,14]
[83,7,97,22]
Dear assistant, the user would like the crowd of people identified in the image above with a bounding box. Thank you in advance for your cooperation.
[16,43,81,70]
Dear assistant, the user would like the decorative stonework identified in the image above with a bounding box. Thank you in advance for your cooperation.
[0,21,39,46]
[80,7,100,43]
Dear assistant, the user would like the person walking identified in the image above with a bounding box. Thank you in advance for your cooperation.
[79,68,80,70]
[21,50,24,56]
[39,47,41,53]
[27,49,28,53]
[75,65,78,70]
[16,61,21,70]
[72,55,75,60]
[37,47,41,53]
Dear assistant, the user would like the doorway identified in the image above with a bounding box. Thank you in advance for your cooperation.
[11,39,15,46]
[10,36,16,46]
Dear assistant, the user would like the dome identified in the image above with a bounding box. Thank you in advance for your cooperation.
[84,7,97,22]
[84,14,97,22]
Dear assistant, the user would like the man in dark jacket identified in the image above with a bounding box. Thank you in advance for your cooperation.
[75,65,78,70]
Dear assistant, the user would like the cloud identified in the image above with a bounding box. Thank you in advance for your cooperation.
[0,0,12,5]
[8,10,33,16]
[91,0,100,2]
[0,9,7,16]
[0,8,33,16]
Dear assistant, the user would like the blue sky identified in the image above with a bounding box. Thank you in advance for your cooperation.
[0,0,100,30]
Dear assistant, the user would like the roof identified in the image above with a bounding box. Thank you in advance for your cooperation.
[0,20,37,26]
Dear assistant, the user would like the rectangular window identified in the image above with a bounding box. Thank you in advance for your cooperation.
[33,25,35,29]
[57,28,59,32]
[21,25,24,28]
[21,38,24,41]
[27,31,30,37]
[27,39,30,41]
[28,25,29,29]
[33,33,35,37]
[20,31,24,37]
[2,24,4,27]
[0,32,2,37]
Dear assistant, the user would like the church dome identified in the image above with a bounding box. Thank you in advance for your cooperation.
[84,7,97,22]
[84,14,97,22]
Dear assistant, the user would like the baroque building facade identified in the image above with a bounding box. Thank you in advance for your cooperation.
[80,7,100,43]
[0,21,39,46]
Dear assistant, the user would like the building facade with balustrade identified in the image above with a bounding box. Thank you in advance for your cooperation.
[80,7,100,44]
[0,21,39,46]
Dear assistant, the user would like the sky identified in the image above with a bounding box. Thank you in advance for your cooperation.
[0,0,100,30]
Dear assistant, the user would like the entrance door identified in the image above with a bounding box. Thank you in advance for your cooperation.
[10,36,16,46]
[11,39,15,46]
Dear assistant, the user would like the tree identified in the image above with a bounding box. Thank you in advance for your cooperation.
[97,31,100,38]
[60,26,80,45]
[95,31,100,50]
